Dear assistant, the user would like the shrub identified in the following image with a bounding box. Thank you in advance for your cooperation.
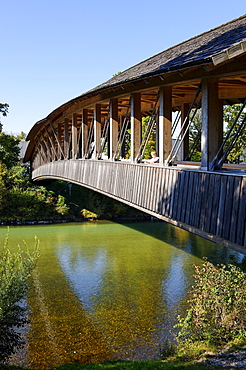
[0,230,39,363]
[177,260,246,345]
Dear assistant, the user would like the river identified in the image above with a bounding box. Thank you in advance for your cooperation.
[0,220,244,369]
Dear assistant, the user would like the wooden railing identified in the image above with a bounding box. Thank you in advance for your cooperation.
[32,160,246,250]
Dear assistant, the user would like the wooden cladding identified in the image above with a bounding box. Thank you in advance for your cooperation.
[32,160,246,249]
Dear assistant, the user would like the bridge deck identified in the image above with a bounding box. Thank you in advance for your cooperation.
[32,160,246,251]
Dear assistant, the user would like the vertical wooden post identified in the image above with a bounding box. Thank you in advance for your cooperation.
[82,109,88,157]
[181,103,190,160]
[109,98,118,159]
[201,79,223,170]
[119,115,125,158]
[72,113,78,159]
[93,104,101,159]
[130,92,141,162]
[64,118,69,159]
[159,86,172,165]
[57,122,62,159]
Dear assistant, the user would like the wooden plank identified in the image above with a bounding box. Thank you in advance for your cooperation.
[222,176,235,241]
[204,174,216,233]
[229,176,241,244]
[216,175,227,238]
[184,171,194,225]
[236,177,246,246]
[176,170,185,221]
[199,173,210,231]
[180,170,189,223]
[168,169,176,218]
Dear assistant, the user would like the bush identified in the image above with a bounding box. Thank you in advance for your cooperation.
[177,260,246,345]
[0,231,39,363]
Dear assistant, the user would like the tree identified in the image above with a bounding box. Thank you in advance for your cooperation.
[0,132,20,169]
[0,103,9,133]
[223,104,246,163]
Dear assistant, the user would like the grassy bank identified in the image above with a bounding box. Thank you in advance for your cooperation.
[1,360,221,370]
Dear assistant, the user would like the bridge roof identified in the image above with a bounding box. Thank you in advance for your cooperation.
[87,14,246,93]
[26,14,246,147]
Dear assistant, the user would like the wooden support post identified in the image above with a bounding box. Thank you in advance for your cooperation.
[45,126,57,161]
[40,131,52,162]
[82,109,88,157]
[109,98,118,159]
[93,104,101,159]
[181,103,190,160]
[57,122,62,159]
[64,118,69,159]
[201,79,223,170]
[130,92,141,162]
[72,113,78,159]
[159,86,172,165]
[119,115,125,158]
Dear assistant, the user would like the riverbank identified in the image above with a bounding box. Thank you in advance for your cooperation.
[2,360,222,370]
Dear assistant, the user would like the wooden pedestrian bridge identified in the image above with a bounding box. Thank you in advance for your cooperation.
[24,15,246,251]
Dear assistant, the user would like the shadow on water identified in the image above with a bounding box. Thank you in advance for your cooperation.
[117,220,245,264]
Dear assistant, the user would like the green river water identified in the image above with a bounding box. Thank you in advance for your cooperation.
[0,221,244,369]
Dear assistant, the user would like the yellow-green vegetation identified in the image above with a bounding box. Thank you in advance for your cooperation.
[176,260,246,345]
[81,209,98,219]
[0,230,39,364]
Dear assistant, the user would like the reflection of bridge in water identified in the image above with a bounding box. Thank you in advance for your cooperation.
[25,15,246,250]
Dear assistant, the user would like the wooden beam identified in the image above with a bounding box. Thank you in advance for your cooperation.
[201,79,223,170]
[181,103,190,160]
[93,104,101,159]
[159,86,172,164]
[72,113,78,159]
[130,93,142,162]
[109,98,118,159]
[64,118,69,159]
[82,109,88,157]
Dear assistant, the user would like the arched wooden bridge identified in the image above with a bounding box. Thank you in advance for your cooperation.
[25,15,246,251]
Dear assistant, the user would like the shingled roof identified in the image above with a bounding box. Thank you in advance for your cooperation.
[87,14,246,94]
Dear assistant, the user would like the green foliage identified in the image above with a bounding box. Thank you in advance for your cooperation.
[47,181,145,220]
[177,260,246,345]
[0,132,20,169]
[81,208,98,219]
[55,195,70,216]
[0,131,71,222]
[0,230,39,363]
[142,116,157,159]
[0,103,9,133]
[223,104,246,163]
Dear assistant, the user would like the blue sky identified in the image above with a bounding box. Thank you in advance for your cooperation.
[1,0,245,135]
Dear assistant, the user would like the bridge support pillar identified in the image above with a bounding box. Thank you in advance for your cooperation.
[159,86,172,165]
[131,93,142,162]
[181,103,190,160]
[64,118,69,159]
[201,79,223,170]
[109,98,118,159]
[72,113,78,159]
[82,109,88,158]
[93,104,101,159]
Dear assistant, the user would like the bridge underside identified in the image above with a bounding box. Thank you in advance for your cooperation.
[32,160,246,253]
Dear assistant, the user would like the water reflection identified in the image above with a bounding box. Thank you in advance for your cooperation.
[1,221,244,369]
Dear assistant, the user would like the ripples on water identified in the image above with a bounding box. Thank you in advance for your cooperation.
[1,221,244,369]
